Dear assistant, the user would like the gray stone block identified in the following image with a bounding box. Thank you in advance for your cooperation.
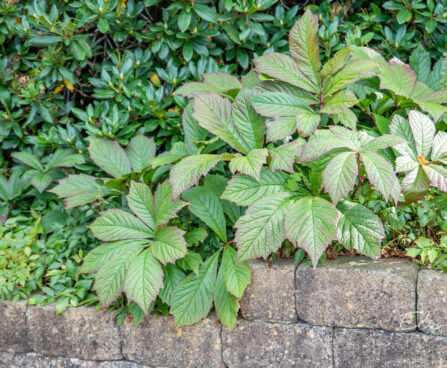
[222,319,333,368]
[417,268,447,336]
[120,314,222,368]
[0,353,153,368]
[0,301,29,353]
[240,259,297,323]
[26,305,122,360]
[334,327,447,368]
[296,256,418,331]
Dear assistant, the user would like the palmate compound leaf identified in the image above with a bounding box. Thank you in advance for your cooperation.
[223,246,251,298]
[266,116,297,142]
[300,130,354,162]
[88,137,132,178]
[159,263,185,305]
[214,249,239,331]
[285,196,338,268]
[170,250,220,327]
[182,186,227,242]
[221,168,289,206]
[322,152,358,204]
[296,109,321,137]
[125,134,156,172]
[423,164,447,192]
[235,192,293,262]
[401,167,430,203]
[251,92,311,118]
[192,94,250,154]
[254,52,319,94]
[431,131,447,161]
[89,209,153,241]
[45,149,85,170]
[336,200,384,258]
[320,90,359,114]
[151,226,187,264]
[229,149,268,182]
[183,101,208,155]
[123,247,164,313]
[169,154,221,198]
[288,8,321,89]
[174,72,241,97]
[11,151,44,171]
[153,181,188,226]
[93,242,146,308]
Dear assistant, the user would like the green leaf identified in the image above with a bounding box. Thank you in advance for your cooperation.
[126,134,156,172]
[178,10,191,32]
[266,116,297,142]
[192,94,250,154]
[254,53,319,93]
[177,252,203,274]
[232,89,265,150]
[224,246,251,298]
[45,149,85,170]
[229,149,268,182]
[321,90,358,114]
[194,4,217,23]
[170,251,220,327]
[408,110,435,158]
[288,9,321,89]
[410,45,431,83]
[214,253,239,331]
[431,131,447,160]
[252,92,311,117]
[94,243,145,307]
[30,171,53,193]
[127,182,156,232]
[123,248,163,313]
[300,130,353,162]
[183,101,208,155]
[26,36,63,47]
[169,154,221,198]
[184,228,208,246]
[183,187,227,242]
[175,73,241,97]
[11,152,44,171]
[151,226,187,264]
[153,181,187,227]
[401,167,430,203]
[389,114,417,159]
[81,240,144,274]
[361,134,407,152]
[89,209,153,241]
[336,201,384,258]
[49,174,106,208]
[323,152,358,204]
[159,264,185,305]
[396,8,412,24]
[332,109,358,130]
[296,110,321,137]
[285,196,337,267]
[97,18,110,33]
[222,168,288,206]
[423,164,447,192]
[360,151,399,201]
[235,192,292,262]
[269,140,303,173]
[379,57,417,98]
[88,137,132,178]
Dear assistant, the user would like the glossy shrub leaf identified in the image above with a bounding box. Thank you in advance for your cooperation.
[169,154,221,198]
[89,209,153,241]
[221,168,288,206]
[183,187,227,242]
[170,251,220,327]
[151,226,187,264]
[124,248,163,313]
[88,138,132,178]
[125,134,156,172]
[229,149,268,181]
[336,200,384,258]
[235,192,292,262]
[285,196,337,267]
[223,246,251,298]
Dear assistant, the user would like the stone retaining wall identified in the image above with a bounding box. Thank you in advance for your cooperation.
[1,256,447,367]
